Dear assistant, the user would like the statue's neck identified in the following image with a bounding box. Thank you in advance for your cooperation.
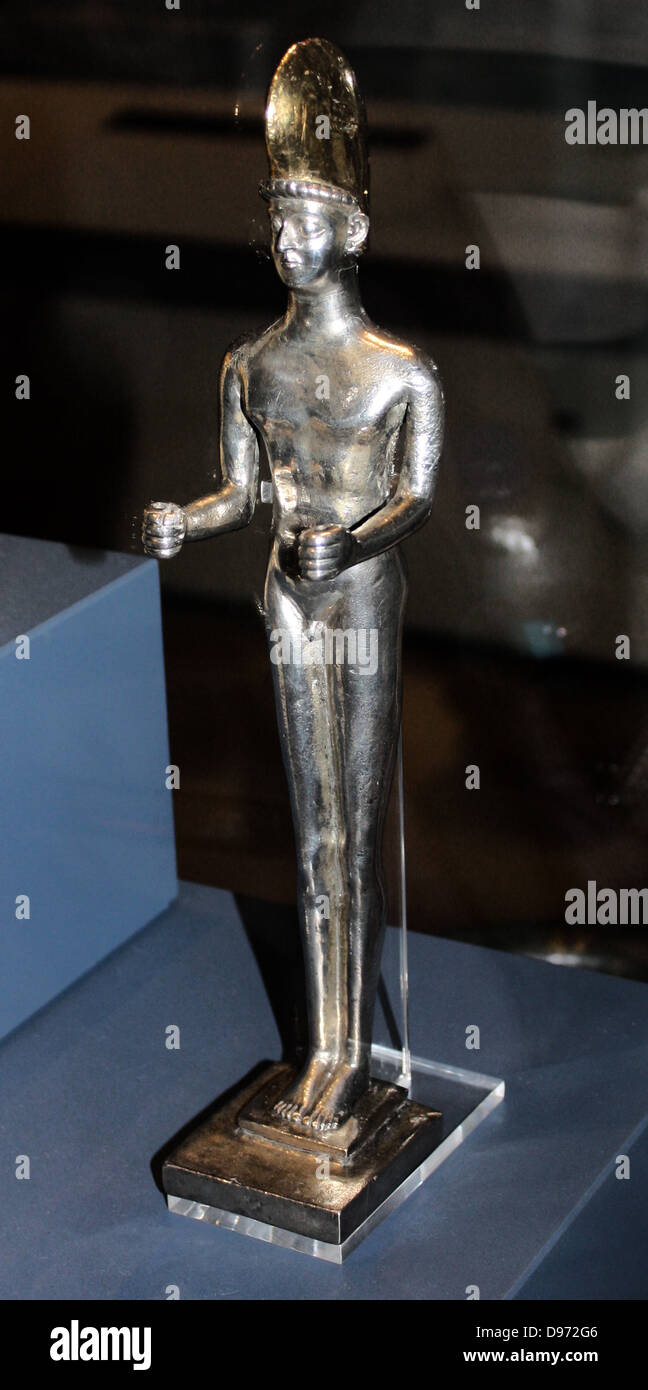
[285,266,365,337]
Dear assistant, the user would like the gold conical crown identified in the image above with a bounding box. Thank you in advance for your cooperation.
[260,38,369,213]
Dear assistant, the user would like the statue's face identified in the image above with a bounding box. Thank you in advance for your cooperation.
[268,198,365,287]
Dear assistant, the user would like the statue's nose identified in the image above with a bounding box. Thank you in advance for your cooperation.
[277,224,298,253]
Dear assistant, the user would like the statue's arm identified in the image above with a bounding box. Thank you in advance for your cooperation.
[350,354,444,563]
[142,346,259,558]
[183,348,259,541]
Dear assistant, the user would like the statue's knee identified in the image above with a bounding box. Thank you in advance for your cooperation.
[300,830,347,885]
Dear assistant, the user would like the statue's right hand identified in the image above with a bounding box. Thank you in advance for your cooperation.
[142,501,187,559]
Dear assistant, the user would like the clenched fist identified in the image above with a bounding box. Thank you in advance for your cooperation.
[142,501,187,560]
[297,523,357,582]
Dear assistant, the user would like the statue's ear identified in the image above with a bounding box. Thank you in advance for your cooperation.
[345,211,369,255]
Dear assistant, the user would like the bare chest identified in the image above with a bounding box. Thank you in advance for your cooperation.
[243,345,406,454]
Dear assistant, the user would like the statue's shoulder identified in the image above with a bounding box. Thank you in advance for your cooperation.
[224,321,283,376]
[365,323,442,394]
[405,343,444,405]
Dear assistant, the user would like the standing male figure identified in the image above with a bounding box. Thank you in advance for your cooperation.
[143,38,444,1133]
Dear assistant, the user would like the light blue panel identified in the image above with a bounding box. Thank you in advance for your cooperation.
[0,550,177,1038]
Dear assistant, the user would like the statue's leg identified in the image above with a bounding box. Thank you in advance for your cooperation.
[265,550,406,1130]
[304,551,406,1130]
[265,562,351,1123]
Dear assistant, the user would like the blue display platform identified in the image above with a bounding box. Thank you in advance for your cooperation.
[513,1119,648,1301]
[1,882,647,1300]
[0,534,177,1039]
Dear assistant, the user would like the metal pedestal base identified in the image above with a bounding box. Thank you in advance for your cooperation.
[162,1049,505,1261]
[162,1059,442,1261]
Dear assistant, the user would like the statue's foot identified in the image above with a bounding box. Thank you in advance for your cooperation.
[301,1059,368,1133]
[273,1053,333,1124]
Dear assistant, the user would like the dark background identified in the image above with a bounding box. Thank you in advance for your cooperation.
[3,1,648,977]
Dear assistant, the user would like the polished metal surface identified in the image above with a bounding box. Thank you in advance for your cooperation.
[260,37,369,213]
[162,1061,442,1248]
[238,1068,418,1166]
[143,38,444,1135]
[164,1049,504,1262]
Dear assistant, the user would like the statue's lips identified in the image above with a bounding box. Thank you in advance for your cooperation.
[278,253,306,271]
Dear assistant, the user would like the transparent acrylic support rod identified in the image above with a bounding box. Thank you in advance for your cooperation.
[395,730,411,1089]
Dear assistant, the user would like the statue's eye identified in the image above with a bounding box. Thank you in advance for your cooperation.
[300,218,322,236]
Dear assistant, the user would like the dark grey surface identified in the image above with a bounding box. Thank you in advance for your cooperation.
[1,882,647,1299]
[0,533,146,649]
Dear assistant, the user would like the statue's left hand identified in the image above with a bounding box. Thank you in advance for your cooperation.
[297,524,358,582]
[142,501,187,559]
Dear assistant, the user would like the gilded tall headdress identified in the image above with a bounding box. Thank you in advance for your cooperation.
[259,38,369,214]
